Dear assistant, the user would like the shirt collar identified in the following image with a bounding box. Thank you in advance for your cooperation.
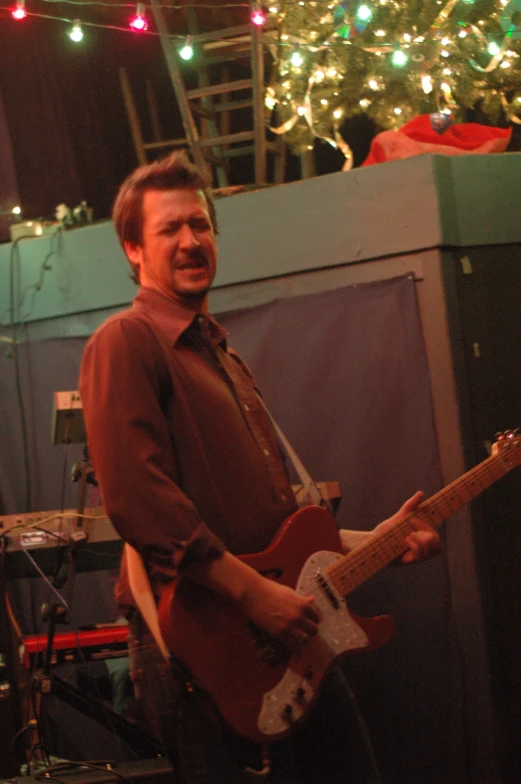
[132,286,228,348]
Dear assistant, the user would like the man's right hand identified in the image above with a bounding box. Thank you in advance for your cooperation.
[240,576,320,652]
[189,550,320,652]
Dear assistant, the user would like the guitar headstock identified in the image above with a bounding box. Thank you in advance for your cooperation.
[491,429,521,467]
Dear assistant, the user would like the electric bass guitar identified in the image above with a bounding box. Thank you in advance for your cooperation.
[158,431,521,743]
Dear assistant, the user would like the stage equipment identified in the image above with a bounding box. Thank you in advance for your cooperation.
[12,757,173,783]
[23,625,129,669]
[52,390,86,445]
[1,506,121,578]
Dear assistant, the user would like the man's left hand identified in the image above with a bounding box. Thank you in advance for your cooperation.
[375,491,443,565]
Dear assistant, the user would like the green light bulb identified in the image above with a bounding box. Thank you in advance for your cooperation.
[180,45,193,60]
[392,50,408,66]
[69,20,84,42]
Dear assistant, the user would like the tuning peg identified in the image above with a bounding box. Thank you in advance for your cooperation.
[495,432,505,441]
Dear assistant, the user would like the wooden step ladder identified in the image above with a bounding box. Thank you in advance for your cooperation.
[120,1,285,188]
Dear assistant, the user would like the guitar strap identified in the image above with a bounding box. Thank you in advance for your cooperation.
[259,404,327,510]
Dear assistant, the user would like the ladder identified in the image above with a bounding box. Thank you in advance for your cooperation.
[121,1,285,188]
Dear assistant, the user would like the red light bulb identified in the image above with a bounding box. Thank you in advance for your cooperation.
[12,0,27,19]
[251,5,266,25]
[130,3,148,31]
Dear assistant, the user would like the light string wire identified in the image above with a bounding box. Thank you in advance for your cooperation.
[3,5,439,44]
[9,239,32,511]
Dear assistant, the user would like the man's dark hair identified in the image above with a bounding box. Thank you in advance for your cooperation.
[112,151,218,284]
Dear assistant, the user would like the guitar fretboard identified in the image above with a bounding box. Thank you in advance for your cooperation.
[328,442,520,597]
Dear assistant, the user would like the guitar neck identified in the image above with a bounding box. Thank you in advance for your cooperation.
[328,446,517,597]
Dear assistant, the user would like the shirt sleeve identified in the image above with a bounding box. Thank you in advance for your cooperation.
[79,315,225,582]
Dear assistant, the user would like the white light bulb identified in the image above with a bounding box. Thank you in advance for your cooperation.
[421,75,433,94]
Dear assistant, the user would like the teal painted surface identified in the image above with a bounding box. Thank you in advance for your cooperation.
[0,222,135,325]
[435,154,521,247]
[1,152,520,325]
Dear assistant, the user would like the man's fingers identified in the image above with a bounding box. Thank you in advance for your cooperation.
[403,531,443,563]
[302,596,320,624]
[400,490,425,516]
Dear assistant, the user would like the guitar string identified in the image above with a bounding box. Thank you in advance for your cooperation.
[327,444,519,595]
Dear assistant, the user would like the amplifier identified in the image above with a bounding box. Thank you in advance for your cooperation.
[23,625,129,669]
[7,757,174,783]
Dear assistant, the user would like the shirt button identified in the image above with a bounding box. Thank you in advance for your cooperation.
[263,448,270,456]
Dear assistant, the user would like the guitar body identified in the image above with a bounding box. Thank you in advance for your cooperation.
[158,506,395,743]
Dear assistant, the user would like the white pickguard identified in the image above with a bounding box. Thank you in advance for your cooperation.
[257,550,368,737]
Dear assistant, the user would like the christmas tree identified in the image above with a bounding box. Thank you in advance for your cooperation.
[264,0,521,158]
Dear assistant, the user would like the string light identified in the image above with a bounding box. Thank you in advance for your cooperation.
[179,35,194,60]
[251,3,266,25]
[12,0,27,20]
[4,0,521,154]
[129,3,147,32]
[68,19,84,41]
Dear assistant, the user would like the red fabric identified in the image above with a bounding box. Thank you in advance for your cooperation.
[361,114,512,166]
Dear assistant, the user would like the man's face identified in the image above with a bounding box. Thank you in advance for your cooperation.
[125,188,217,309]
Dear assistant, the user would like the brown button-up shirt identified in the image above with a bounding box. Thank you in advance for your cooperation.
[79,287,297,603]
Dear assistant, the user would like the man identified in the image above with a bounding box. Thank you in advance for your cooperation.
[80,152,441,783]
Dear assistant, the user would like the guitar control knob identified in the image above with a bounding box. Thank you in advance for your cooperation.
[282,704,294,720]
